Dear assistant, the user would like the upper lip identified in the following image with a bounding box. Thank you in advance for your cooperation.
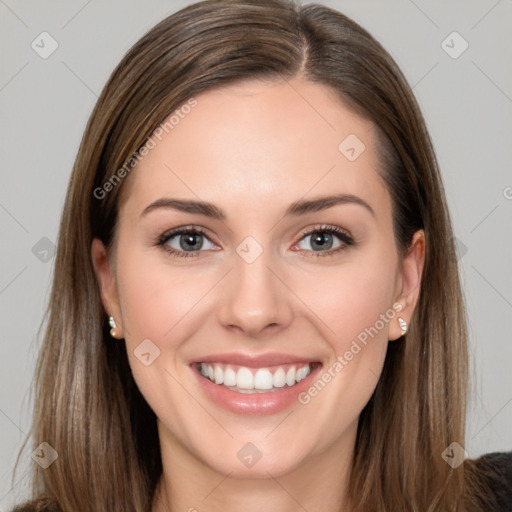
[190,353,321,368]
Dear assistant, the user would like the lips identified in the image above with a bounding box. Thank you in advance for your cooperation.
[190,352,322,415]
[190,352,319,368]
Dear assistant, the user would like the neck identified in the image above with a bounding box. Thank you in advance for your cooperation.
[152,422,355,512]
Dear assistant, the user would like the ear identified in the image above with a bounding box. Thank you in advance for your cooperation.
[91,238,124,338]
[389,229,426,341]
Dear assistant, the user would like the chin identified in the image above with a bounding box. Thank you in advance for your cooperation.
[195,437,314,479]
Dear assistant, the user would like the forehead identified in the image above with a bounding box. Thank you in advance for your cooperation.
[119,77,390,220]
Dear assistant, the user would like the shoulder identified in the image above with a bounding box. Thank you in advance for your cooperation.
[471,451,512,511]
[474,450,512,480]
[9,498,60,512]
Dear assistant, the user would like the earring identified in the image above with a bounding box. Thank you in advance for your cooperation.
[109,316,118,338]
[398,317,408,336]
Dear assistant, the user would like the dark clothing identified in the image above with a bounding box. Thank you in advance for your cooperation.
[473,451,512,511]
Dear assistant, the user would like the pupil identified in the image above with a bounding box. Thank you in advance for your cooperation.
[312,233,332,251]
[180,233,202,251]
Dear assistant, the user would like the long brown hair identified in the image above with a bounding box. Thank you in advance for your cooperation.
[12,1,489,510]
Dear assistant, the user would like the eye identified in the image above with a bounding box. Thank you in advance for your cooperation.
[156,226,218,258]
[293,225,354,257]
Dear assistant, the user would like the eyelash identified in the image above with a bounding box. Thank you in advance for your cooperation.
[294,225,354,259]
[155,224,354,259]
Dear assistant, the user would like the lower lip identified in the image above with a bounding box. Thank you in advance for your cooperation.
[192,363,322,415]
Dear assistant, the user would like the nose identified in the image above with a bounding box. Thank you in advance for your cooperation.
[217,247,294,338]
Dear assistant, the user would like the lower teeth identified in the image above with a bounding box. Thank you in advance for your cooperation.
[202,376,304,393]
[224,385,290,394]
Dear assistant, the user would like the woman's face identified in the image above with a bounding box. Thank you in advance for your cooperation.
[93,77,423,478]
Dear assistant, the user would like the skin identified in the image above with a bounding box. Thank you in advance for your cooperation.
[92,77,425,512]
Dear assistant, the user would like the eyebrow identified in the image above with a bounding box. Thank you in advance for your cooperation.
[286,194,375,217]
[141,198,226,220]
[140,193,375,220]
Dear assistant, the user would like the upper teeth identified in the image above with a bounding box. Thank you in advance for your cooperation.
[200,363,312,390]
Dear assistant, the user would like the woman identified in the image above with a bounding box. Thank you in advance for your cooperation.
[11,0,511,510]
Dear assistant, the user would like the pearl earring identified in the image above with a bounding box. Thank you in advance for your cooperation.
[398,317,407,336]
[109,316,118,338]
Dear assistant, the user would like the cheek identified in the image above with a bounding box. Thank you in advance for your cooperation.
[288,252,397,424]
[332,272,394,345]
[293,253,397,350]
[114,249,209,388]
[116,249,215,341]
[115,251,212,435]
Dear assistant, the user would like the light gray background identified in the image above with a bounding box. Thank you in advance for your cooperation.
[1,0,511,509]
